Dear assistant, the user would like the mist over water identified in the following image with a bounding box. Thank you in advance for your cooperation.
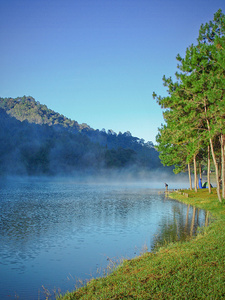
[39,168,190,189]
[0,175,202,299]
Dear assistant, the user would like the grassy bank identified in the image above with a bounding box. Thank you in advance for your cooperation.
[58,188,225,299]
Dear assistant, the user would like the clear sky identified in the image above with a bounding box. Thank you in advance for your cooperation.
[1,0,225,143]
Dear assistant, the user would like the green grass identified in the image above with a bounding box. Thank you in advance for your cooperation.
[57,188,225,299]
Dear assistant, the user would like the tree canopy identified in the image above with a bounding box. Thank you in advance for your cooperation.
[153,9,225,201]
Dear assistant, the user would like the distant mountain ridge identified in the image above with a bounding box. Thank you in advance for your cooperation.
[0,95,90,132]
[0,95,153,148]
[0,96,165,176]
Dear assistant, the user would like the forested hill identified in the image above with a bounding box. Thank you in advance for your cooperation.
[0,96,90,132]
[0,96,164,176]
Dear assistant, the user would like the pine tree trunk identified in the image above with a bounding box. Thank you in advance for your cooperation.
[219,156,222,180]
[207,145,211,194]
[205,108,221,201]
[221,134,225,199]
[188,163,192,190]
[199,163,202,180]
[209,137,222,202]
[198,162,202,189]
[193,155,198,192]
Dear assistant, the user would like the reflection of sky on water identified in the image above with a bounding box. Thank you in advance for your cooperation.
[0,177,207,299]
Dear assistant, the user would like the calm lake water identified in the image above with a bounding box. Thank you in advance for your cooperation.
[0,177,209,299]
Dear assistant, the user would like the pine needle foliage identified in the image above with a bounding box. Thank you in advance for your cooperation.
[153,9,225,201]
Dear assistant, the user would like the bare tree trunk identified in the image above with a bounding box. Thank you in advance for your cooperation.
[199,163,202,179]
[204,103,221,201]
[207,145,211,194]
[209,137,221,202]
[193,155,198,192]
[188,163,192,190]
[221,134,225,199]
[199,162,202,189]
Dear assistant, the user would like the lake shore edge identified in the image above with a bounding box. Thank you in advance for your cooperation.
[58,188,225,299]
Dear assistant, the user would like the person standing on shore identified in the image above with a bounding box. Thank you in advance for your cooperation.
[165,183,168,191]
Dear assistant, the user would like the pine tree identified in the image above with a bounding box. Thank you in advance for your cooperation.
[153,9,225,201]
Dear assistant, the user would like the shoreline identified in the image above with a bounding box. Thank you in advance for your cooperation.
[58,188,225,299]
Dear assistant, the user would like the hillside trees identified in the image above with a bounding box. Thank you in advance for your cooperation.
[153,9,225,201]
[0,99,164,175]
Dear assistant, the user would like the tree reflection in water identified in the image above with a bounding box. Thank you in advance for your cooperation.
[151,202,210,251]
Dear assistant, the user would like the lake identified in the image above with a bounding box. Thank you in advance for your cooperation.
[0,177,209,299]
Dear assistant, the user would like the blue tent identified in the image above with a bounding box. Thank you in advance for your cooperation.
[202,181,213,188]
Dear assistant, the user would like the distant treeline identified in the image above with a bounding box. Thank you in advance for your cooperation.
[0,96,164,176]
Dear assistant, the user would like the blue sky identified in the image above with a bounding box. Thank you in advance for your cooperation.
[1,0,225,143]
